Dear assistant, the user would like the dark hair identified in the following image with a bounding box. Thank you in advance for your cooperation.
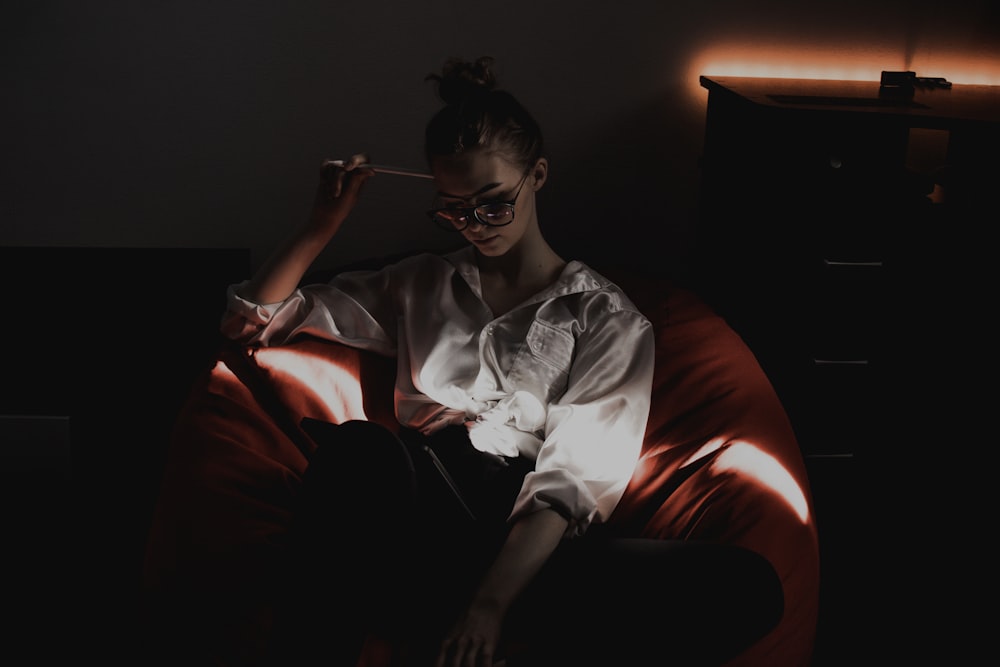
[424,56,543,171]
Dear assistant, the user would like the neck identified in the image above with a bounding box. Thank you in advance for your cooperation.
[477,233,565,287]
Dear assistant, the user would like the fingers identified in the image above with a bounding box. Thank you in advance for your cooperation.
[436,636,495,667]
[319,153,374,199]
[342,153,370,170]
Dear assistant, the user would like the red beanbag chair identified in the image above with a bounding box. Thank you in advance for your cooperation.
[141,272,819,666]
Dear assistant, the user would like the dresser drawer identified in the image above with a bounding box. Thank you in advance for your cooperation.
[807,259,884,363]
[784,360,878,457]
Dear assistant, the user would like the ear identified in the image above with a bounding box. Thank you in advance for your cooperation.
[530,157,548,191]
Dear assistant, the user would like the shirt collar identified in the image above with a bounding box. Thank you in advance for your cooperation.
[444,246,607,303]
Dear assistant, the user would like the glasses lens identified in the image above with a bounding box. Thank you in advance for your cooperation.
[431,209,470,230]
[475,203,513,226]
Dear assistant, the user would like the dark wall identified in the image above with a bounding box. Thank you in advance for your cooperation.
[1,2,997,662]
[3,1,998,276]
[1,246,250,663]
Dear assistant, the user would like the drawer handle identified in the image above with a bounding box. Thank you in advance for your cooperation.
[812,359,869,366]
[823,259,883,268]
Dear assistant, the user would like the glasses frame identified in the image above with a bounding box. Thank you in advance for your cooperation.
[426,171,531,232]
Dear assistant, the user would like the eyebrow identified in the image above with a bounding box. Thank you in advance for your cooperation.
[436,181,504,201]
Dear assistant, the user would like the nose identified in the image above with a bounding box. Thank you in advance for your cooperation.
[465,216,488,232]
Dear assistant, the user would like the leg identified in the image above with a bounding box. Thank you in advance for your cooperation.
[389,426,527,664]
[503,536,784,666]
[268,419,419,665]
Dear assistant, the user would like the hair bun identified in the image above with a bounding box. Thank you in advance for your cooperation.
[427,56,497,106]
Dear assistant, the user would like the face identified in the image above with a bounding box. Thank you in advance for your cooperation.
[429,151,542,257]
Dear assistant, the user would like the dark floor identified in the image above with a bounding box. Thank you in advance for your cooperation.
[805,454,856,666]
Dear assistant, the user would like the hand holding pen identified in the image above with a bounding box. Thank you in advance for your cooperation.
[311,154,432,234]
[323,158,433,180]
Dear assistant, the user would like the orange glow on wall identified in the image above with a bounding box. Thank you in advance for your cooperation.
[685,42,1000,107]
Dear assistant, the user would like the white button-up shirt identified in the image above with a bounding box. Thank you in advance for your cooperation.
[222,246,654,537]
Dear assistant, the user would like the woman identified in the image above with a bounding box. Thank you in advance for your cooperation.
[222,57,780,666]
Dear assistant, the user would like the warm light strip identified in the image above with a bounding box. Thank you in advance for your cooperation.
[685,43,1000,106]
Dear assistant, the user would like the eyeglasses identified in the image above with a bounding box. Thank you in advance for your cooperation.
[426,172,530,231]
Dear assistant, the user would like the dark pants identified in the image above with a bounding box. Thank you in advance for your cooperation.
[269,419,784,667]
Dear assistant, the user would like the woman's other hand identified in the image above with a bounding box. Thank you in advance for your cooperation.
[434,599,504,667]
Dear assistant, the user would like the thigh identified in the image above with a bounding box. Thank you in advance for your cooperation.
[292,419,422,591]
[400,425,533,529]
[299,418,417,512]
[272,420,421,663]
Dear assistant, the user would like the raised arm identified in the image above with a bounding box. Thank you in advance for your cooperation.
[238,154,374,305]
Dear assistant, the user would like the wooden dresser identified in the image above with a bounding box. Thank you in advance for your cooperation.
[692,76,1000,460]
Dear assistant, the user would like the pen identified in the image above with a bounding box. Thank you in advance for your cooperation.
[323,159,434,179]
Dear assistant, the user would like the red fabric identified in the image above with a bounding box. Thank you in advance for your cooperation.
[606,273,820,667]
[141,344,396,664]
[142,277,819,666]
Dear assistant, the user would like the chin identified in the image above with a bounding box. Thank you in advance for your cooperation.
[469,237,506,255]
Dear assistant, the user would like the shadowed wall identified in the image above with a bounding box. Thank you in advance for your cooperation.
[3,0,997,275]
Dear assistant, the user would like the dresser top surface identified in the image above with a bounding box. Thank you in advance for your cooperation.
[700,76,1000,126]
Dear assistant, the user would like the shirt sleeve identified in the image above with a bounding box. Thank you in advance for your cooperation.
[219,271,398,357]
[509,302,655,538]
